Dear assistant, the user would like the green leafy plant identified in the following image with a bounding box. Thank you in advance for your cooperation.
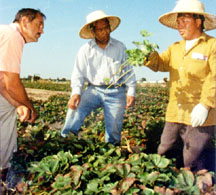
[104,30,159,88]
[7,85,215,194]
[126,30,159,67]
[175,168,201,194]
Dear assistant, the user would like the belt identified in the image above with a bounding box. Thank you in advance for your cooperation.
[91,84,126,89]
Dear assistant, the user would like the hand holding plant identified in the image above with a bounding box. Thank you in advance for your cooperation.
[105,30,159,88]
[126,30,159,67]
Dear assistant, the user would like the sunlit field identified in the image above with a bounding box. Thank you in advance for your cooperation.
[9,81,216,194]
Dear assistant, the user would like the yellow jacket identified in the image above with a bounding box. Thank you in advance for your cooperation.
[145,33,216,126]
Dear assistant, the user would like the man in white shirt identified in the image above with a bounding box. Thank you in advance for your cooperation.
[61,10,136,145]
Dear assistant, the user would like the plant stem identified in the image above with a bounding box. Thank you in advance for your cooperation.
[107,68,134,89]
[118,72,135,87]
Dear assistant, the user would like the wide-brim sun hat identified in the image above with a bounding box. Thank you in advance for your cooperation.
[79,10,121,39]
[159,0,216,31]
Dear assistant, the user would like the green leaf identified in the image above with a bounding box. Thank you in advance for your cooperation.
[157,157,170,169]
[115,164,124,177]
[70,165,83,186]
[119,177,136,193]
[51,175,72,190]
[86,179,100,194]
[98,164,116,178]
[140,30,152,37]
[138,172,148,184]
[146,171,160,185]
[123,164,131,177]
[143,187,155,195]
[157,173,170,182]
[101,182,118,193]
[151,154,170,168]
[50,159,59,174]
[115,148,121,157]
[177,169,195,188]
[182,169,195,186]
[104,148,116,156]
[104,78,111,84]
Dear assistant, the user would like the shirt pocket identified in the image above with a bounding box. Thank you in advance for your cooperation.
[186,58,208,79]
[110,60,122,76]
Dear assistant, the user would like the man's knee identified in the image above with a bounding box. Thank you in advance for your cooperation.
[183,146,203,169]
[157,143,171,155]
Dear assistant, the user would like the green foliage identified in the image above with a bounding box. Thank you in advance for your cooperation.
[126,30,159,67]
[105,29,159,88]
[23,30,158,89]
[174,169,201,194]
[9,86,215,194]
[22,80,71,91]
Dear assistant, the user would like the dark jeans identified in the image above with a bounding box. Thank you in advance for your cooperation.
[158,122,215,172]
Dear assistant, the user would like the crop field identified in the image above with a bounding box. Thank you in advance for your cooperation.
[9,82,216,194]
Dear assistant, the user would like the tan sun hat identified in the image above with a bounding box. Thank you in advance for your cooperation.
[159,0,216,31]
[79,10,121,39]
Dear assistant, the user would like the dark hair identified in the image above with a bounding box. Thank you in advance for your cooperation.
[13,8,46,23]
[177,13,205,32]
[90,18,110,32]
[192,14,205,31]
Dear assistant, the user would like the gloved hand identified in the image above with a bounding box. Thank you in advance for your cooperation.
[191,103,209,127]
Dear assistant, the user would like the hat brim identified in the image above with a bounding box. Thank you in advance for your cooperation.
[159,11,216,31]
[79,16,121,39]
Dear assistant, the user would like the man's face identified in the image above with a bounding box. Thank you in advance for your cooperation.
[22,14,44,43]
[177,13,202,40]
[94,19,111,44]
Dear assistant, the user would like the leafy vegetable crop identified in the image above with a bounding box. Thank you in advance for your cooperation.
[8,86,215,194]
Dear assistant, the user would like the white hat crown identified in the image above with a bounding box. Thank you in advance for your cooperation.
[172,0,205,14]
[86,10,108,24]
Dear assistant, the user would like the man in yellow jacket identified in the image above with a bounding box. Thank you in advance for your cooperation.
[144,0,216,171]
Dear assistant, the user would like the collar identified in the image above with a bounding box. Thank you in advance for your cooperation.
[179,32,208,46]
[197,32,208,42]
[180,33,209,54]
[9,23,26,43]
[90,37,114,48]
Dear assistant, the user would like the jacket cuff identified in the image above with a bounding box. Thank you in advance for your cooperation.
[71,87,82,96]
[127,86,136,97]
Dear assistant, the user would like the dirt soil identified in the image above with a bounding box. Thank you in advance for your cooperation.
[26,88,71,101]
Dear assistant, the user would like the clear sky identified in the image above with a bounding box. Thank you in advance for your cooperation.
[0,0,215,81]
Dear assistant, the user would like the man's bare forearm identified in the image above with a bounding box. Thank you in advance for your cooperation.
[0,72,22,107]
[7,79,34,110]
[1,71,34,110]
[0,88,21,107]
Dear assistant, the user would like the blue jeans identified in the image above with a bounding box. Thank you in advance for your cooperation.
[61,85,126,145]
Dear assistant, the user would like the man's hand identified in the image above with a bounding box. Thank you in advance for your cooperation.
[126,96,135,108]
[68,94,81,110]
[191,103,209,127]
[16,105,30,122]
[28,108,38,123]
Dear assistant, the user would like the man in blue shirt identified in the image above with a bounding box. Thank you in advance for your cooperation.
[61,10,136,145]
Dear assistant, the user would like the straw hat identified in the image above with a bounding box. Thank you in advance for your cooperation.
[79,10,121,39]
[159,0,216,31]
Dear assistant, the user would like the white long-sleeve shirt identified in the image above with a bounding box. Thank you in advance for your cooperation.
[71,37,136,96]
